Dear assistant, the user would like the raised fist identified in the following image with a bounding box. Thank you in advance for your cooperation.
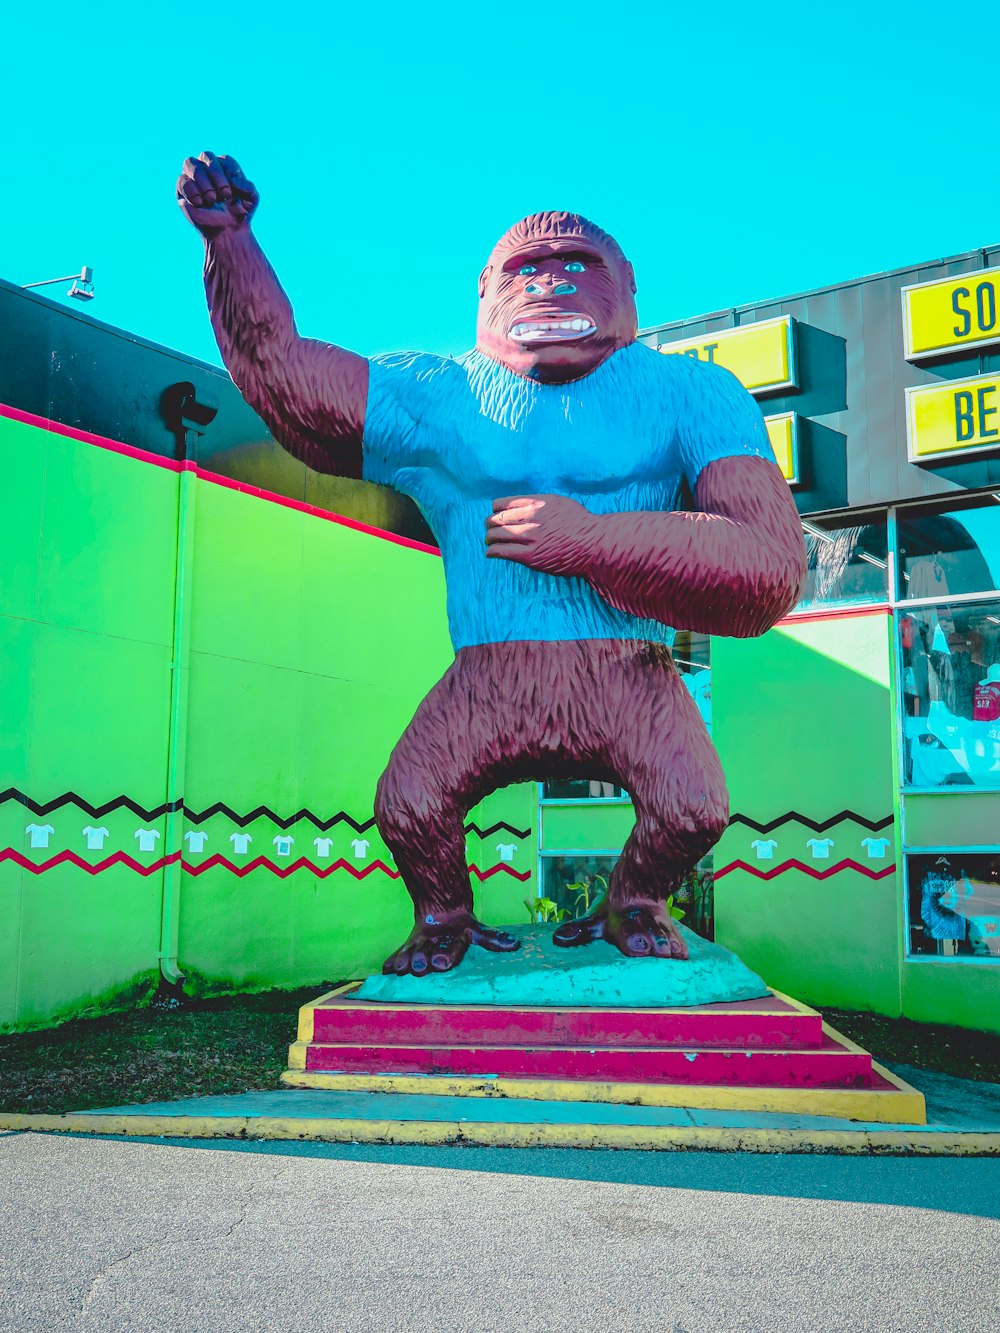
[176,151,259,238]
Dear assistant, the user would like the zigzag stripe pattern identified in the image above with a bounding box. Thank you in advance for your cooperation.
[0,789,529,840]
[465,821,532,840]
[728,810,894,834]
[0,847,531,883]
[714,858,895,883]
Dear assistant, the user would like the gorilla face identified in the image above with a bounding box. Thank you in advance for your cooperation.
[476,216,638,383]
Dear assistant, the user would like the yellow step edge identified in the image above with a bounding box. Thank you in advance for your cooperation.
[279,1067,926,1125]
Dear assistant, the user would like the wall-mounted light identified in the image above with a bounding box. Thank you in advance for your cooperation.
[22,266,94,301]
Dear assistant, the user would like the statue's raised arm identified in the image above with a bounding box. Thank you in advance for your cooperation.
[176,151,368,477]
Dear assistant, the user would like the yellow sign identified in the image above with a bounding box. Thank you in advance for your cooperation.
[657,315,796,395]
[902,268,1000,361]
[906,373,1000,463]
[765,412,800,486]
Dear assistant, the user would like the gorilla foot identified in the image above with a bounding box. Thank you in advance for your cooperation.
[382,912,520,977]
[552,901,688,960]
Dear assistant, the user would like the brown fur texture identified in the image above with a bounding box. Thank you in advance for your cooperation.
[375,638,727,928]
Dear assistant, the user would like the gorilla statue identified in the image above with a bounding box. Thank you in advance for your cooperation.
[178,151,806,976]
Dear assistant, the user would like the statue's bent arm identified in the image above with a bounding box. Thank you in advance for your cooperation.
[583,455,807,637]
[204,227,369,478]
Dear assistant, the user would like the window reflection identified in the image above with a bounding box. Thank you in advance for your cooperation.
[674,629,712,734]
[899,498,1000,601]
[796,514,888,610]
[900,598,1000,787]
[541,779,628,801]
[907,852,1000,959]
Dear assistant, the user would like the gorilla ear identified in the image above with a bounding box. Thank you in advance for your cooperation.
[625,262,637,295]
[478,264,492,299]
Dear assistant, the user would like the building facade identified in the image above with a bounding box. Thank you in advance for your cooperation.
[2,247,999,1033]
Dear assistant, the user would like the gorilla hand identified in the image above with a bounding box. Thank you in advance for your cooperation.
[177,151,259,238]
[485,494,601,577]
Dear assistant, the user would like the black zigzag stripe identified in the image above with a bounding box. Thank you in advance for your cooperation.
[465,822,532,841]
[728,810,894,835]
[1,788,528,840]
[1,788,184,820]
[183,803,378,832]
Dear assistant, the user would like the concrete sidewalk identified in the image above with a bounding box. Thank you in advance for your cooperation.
[2,1131,999,1332]
[3,1063,1000,1154]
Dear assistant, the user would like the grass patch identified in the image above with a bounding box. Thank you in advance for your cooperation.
[0,986,332,1116]
[826,1008,1000,1084]
[1,993,999,1116]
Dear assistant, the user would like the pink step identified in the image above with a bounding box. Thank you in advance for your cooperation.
[310,991,822,1051]
[303,1030,873,1088]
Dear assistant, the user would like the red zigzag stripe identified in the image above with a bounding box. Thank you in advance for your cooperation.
[0,848,530,882]
[714,858,895,882]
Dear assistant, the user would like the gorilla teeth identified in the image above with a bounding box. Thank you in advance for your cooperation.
[510,319,597,339]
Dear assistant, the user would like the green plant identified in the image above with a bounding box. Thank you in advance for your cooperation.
[524,896,569,924]
[565,874,608,919]
[665,894,685,921]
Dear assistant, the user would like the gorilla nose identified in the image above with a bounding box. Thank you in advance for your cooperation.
[525,279,578,298]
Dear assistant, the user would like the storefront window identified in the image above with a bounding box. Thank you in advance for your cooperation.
[537,853,715,938]
[900,597,1000,788]
[898,496,1000,601]
[906,852,1000,960]
[540,853,618,917]
[794,513,888,610]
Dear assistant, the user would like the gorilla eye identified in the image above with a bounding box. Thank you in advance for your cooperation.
[518,264,537,276]
[564,261,586,273]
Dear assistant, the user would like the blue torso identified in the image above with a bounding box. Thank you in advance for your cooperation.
[363,343,772,651]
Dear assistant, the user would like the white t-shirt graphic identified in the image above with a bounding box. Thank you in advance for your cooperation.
[350,838,370,859]
[751,838,778,860]
[229,832,252,855]
[82,826,110,851]
[184,830,209,853]
[273,835,294,857]
[861,837,891,859]
[26,823,55,849]
[806,838,834,859]
[496,843,518,863]
[313,837,335,858]
[134,829,160,853]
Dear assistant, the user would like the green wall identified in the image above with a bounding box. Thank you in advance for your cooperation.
[0,415,528,1030]
[6,413,1000,1035]
[0,416,175,1028]
[712,612,902,1016]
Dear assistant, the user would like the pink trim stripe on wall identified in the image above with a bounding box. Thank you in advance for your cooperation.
[0,402,440,557]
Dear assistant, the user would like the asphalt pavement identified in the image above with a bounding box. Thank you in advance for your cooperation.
[2,1130,999,1332]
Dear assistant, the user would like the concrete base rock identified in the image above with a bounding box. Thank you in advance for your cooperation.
[355,923,770,1008]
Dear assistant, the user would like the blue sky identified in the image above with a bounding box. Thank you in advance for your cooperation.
[3,2,993,367]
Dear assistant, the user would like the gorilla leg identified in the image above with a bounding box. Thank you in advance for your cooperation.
[553,646,729,959]
[377,639,726,973]
[374,651,523,976]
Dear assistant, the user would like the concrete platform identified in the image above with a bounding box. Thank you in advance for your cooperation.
[2,1063,1000,1154]
[355,922,769,1008]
